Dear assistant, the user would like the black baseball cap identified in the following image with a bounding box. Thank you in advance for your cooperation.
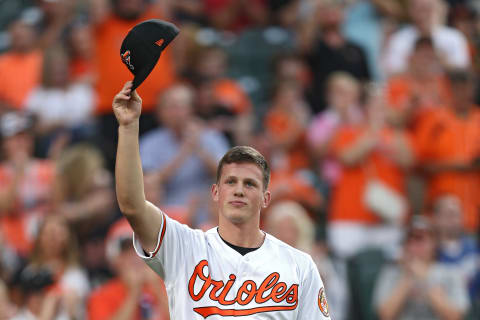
[120,19,179,90]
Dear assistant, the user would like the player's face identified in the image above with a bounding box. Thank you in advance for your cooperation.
[212,163,270,225]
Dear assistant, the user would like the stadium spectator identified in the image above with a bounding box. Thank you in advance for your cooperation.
[0,18,42,111]
[28,215,90,319]
[30,0,76,50]
[302,0,370,113]
[373,216,470,320]
[273,53,311,95]
[140,84,229,226]
[0,112,55,257]
[66,19,96,84]
[192,46,253,145]
[53,143,114,235]
[25,45,95,157]
[308,72,364,188]
[262,80,311,174]
[415,69,480,233]
[386,36,450,130]
[327,85,414,259]
[257,79,323,214]
[382,0,470,75]
[88,219,169,320]
[432,195,479,300]
[222,0,296,111]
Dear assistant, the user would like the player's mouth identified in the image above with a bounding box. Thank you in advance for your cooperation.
[229,200,247,207]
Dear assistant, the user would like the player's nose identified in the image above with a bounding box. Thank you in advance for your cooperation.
[233,184,244,197]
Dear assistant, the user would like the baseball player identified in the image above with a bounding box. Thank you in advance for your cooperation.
[113,81,331,319]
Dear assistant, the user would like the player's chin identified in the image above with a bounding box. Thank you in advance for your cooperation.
[223,209,250,224]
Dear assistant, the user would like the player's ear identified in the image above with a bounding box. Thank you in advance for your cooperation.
[262,190,271,208]
[211,184,219,202]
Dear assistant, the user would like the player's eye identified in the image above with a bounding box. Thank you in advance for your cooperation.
[226,179,235,184]
[245,181,255,187]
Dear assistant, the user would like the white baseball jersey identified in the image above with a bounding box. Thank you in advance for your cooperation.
[133,212,332,319]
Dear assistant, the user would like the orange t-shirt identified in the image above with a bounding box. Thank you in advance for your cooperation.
[88,279,167,320]
[328,126,409,224]
[0,50,43,109]
[415,107,480,232]
[264,109,311,173]
[93,9,176,114]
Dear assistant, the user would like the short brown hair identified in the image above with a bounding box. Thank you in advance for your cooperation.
[216,146,270,190]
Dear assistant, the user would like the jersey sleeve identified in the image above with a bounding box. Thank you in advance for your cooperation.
[132,211,205,286]
[297,257,332,319]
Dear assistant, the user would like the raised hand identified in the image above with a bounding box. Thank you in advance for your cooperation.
[112,81,142,126]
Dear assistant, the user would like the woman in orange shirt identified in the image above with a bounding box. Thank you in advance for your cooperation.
[327,86,414,259]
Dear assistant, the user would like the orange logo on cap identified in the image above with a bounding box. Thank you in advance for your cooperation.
[121,50,134,71]
[155,39,165,47]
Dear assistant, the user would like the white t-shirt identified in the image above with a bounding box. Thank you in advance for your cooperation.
[133,213,332,319]
[25,84,94,127]
[382,25,470,76]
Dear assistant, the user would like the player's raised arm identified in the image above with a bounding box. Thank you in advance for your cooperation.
[113,81,163,252]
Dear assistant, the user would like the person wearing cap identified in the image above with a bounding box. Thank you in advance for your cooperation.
[415,69,480,233]
[0,112,56,257]
[88,219,169,320]
[373,216,470,320]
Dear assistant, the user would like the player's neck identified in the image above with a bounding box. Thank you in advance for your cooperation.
[218,221,265,248]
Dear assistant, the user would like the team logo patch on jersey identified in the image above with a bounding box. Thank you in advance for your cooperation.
[318,287,329,317]
[121,50,134,71]
[189,260,299,318]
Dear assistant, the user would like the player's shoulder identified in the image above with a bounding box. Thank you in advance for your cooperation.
[264,233,315,268]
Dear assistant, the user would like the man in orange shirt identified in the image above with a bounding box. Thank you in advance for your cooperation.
[90,0,177,167]
[0,19,43,110]
[88,219,169,320]
[415,69,480,233]
[386,37,450,131]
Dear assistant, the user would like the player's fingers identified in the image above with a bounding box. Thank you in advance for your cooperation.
[117,93,131,101]
[119,82,133,96]
[114,93,130,102]
[122,81,133,91]
[131,89,142,102]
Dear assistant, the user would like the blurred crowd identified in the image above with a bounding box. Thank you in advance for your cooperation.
[0,0,479,319]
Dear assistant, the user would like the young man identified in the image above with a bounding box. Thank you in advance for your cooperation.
[112,81,331,319]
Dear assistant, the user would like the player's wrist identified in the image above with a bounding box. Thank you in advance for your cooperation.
[118,120,140,132]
